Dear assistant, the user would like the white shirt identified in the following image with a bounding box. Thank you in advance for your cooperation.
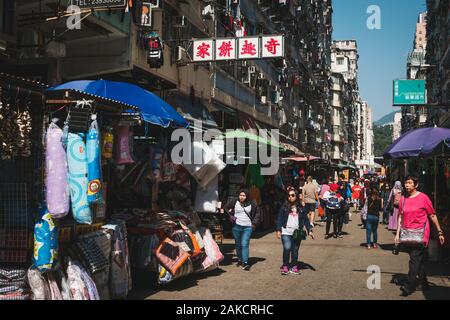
[234,202,253,227]
[282,206,299,236]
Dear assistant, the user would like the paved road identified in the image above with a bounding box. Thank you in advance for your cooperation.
[129,210,450,300]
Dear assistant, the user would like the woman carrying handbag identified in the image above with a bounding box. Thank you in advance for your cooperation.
[221,189,261,271]
[394,175,445,297]
[275,187,314,275]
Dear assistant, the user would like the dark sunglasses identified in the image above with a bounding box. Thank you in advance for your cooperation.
[288,193,296,198]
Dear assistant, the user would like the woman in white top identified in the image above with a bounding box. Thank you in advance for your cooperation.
[222,189,261,271]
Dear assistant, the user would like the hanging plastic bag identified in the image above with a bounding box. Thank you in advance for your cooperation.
[33,206,58,272]
[114,126,134,165]
[45,121,70,219]
[67,133,92,224]
[86,116,102,204]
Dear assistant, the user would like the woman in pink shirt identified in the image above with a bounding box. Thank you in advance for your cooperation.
[394,175,445,297]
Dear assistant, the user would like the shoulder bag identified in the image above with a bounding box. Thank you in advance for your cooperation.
[399,197,427,245]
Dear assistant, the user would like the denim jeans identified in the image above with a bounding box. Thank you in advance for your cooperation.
[281,235,301,267]
[232,224,253,264]
[366,215,379,245]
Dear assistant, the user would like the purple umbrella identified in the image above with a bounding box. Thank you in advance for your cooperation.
[383,127,450,159]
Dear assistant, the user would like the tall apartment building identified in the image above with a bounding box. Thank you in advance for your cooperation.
[330,40,360,165]
[392,112,403,142]
[355,101,374,171]
[0,0,334,156]
[425,0,450,128]
[402,11,429,133]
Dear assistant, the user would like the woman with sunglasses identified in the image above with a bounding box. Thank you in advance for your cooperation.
[276,187,314,275]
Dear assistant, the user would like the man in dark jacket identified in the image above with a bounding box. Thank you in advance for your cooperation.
[275,188,314,275]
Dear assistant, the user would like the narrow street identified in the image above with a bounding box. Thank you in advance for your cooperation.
[130,210,450,300]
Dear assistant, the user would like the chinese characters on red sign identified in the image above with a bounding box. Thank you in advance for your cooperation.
[193,40,214,61]
[193,36,283,61]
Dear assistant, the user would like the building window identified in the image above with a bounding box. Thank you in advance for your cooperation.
[337,57,344,65]
[0,0,15,35]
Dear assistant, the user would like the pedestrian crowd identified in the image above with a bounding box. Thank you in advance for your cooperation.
[220,172,446,297]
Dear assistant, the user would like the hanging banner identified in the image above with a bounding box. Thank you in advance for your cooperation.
[237,37,260,60]
[215,38,237,61]
[191,36,283,62]
[71,0,126,10]
[141,3,152,27]
[261,35,284,58]
[193,39,214,62]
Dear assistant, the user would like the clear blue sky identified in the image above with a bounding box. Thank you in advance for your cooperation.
[333,0,427,121]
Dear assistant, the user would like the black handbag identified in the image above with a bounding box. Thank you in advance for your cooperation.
[293,229,307,244]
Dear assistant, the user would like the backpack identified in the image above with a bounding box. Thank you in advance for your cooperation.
[326,193,341,210]
[346,184,352,199]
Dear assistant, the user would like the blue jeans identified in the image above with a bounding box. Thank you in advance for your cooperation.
[281,235,301,267]
[366,215,379,245]
[232,224,253,264]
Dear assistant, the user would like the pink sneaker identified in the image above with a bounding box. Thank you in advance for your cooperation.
[290,266,301,275]
[280,266,289,275]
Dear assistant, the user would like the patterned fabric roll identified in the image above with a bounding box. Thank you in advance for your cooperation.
[67,133,92,224]
[87,119,102,204]
[45,122,69,218]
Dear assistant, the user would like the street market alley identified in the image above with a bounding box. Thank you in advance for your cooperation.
[129,211,450,300]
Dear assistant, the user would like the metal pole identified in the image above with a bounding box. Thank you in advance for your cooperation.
[434,156,437,208]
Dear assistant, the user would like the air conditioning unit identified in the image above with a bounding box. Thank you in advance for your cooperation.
[248,66,256,73]
[173,16,187,28]
[258,72,265,79]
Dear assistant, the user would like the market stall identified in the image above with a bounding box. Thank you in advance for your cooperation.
[383,127,450,254]
[1,77,227,300]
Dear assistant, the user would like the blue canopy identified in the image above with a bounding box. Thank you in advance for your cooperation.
[383,127,450,159]
[47,80,188,128]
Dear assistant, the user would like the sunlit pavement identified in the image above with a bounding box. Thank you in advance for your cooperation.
[129,210,450,300]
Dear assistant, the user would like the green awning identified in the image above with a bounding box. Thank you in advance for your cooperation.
[223,130,283,149]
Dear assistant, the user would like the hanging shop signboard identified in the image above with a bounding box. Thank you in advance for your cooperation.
[215,38,237,61]
[141,3,153,27]
[261,35,284,58]
[393,80,427,106]
[192,35,284,62]
[193,39,214,62]
[71,0,127,10]
[237,37,260,60]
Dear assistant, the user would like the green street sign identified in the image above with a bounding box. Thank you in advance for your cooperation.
[393,80,426,105]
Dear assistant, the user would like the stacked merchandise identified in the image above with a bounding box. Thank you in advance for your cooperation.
[27,220,132,300]
[127,210,224,286]
[0,268,30,300]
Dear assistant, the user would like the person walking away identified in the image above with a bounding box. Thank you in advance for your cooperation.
[336,182,349,237]
[302,176,319,228]
[359,179,370,229]
[276,187,314,275]
[366,188,383,249]
[319,179,330,223]
[352,180,362,212]
[388,181,403,231]
[394,175,445,296]
[222,189,261,270]
[380,183,391,225]
[322,183,343,239]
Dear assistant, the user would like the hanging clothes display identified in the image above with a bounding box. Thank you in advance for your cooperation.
[45,121,70,218]
[114,126,135,165]
[67,133,92,224]
[87,116,102,204]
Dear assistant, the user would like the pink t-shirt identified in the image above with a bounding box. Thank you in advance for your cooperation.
[320,184,330,199]
[399,192,435,246]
